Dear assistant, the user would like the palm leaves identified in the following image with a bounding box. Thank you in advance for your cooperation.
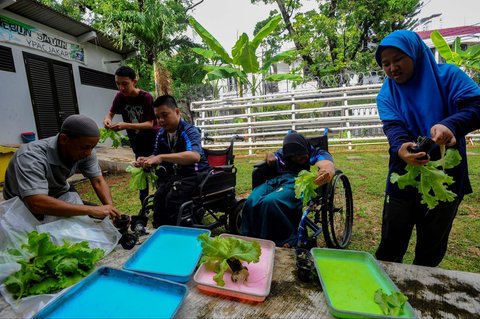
[189,15,302,96]
[431,30,480,73]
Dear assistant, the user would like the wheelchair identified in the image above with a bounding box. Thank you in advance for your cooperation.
[133,138,245,233]
[229,131,354,249]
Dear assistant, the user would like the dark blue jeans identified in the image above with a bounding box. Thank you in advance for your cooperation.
[152,172,206,228]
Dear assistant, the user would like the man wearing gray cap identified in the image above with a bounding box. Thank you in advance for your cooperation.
[3,114,120,221]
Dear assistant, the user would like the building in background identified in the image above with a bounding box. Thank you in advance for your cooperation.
[0,0,134,145]
[417,25,480,63]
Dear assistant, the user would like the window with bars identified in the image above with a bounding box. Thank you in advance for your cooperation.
[79,66,117,90]
[0,45,15,73]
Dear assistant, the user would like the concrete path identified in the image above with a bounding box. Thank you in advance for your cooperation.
[95,145,135,173]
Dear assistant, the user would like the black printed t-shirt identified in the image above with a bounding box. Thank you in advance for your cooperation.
[110,90,156,156]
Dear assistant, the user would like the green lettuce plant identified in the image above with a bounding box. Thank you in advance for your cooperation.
[374,289,408,316]
[197,233,261,287]
[390,148,462,209]
[99,128,129,148]
[294,170,319,206]
[3,231,104,300]
[125,165,158,191]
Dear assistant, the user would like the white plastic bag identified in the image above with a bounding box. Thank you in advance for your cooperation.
[0,285,61,319]
[36,216,120,255]
[0,194,121,318]
[0,197,40,254]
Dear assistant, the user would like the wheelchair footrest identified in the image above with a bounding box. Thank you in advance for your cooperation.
[295,247,318,283]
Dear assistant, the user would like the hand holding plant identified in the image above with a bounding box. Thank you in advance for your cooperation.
[390,148,462,209]
[125,165,158,191]
[295,170,320,206]
[99,128,129,148]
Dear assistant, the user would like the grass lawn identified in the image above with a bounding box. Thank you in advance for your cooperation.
[76,144,480,273]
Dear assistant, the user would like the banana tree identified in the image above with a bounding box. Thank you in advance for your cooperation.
[189,15,303,97]
[431,30,480,74]
[98,0,190,97]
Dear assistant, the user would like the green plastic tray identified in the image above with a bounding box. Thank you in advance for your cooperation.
[311,248,417,319]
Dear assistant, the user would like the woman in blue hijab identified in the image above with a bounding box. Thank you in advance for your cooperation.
[375,30,480,267]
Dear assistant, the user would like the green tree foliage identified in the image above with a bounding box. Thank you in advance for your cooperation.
[37,0,91,21]
[38,0,206,100]
[251,0,423,80]
[164,49,212,121]
[96,0,192,97]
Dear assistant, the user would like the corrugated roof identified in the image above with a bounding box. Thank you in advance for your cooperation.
[417,25,480,40]
[3,0,135,55]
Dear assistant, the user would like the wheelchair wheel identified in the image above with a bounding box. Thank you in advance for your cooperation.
[322,171,353,249]
[228,198,246,235]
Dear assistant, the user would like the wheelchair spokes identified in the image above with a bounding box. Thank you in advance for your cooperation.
[135,136,246,232]
[327,172,354,248]
[228,198,245,235]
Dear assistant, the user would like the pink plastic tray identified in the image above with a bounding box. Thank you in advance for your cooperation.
[193,234,275,302]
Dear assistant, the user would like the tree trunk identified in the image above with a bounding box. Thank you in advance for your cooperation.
[153,60,172,97]
[237,78,243,98]
[275,0,315,72]
[326,0,338,64]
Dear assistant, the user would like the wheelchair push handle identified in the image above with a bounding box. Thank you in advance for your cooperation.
[202,134,243,144]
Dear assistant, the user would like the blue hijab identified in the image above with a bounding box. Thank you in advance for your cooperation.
[375,30,480,138]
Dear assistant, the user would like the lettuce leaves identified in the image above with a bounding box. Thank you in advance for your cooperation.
[390,148,462,209]
[294,170,319,206]
[125,165,158,191]
[3,231,104,300]
[99,128,129,148]
[197,233,261,287]
[374,289,408,316]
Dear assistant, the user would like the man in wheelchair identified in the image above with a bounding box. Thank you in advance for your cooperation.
[136,95,210,228]
[241,131,335,247]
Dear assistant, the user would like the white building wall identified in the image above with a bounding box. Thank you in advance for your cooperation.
[73,46,120,128]
[0,44,37,144]
[0,10,122,145]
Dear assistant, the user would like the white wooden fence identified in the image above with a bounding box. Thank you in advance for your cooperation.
[190,84,479,154]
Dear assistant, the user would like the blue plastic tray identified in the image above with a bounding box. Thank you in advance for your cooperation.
[124,225,210,282]
[33,267,187,319]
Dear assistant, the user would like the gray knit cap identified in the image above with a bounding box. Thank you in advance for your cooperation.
[61,114,100,137]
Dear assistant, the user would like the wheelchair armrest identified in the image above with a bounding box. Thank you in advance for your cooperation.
[211,164,235,173]
[252,161,277,190]
[253,161,268,168]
